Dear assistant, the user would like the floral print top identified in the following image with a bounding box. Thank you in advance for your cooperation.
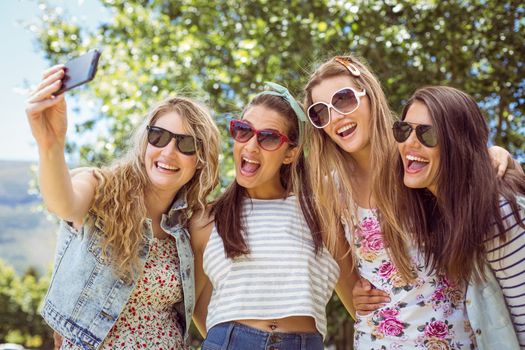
[62,236,187,350]
[348,207,476,350]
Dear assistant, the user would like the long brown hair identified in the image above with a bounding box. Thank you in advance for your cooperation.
[383,86,525,282]
[89,96,220,279]
[303,54,413,276]
[211,93,323,259]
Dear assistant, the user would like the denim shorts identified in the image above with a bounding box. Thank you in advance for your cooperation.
[202,322,324,350]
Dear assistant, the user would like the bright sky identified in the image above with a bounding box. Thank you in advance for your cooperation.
[0,0,107,161]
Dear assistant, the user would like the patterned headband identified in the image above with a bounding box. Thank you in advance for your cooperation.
[256,82,307,122]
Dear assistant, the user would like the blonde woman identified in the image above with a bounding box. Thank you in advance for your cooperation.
[26,64,220,349]
[302,55,517,349]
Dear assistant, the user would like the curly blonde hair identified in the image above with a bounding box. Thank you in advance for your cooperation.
[303,54,413,280]
[88,96,220,279]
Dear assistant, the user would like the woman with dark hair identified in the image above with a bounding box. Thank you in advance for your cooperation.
[190,83,356,350]
[388,86,525,347]
[353,85,524,349]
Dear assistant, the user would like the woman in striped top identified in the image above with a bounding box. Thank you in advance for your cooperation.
[190,83,357,349]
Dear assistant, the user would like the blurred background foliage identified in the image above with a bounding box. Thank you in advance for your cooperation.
[0,260,53,349]
[4,0,523,348]
[31,0,525,172]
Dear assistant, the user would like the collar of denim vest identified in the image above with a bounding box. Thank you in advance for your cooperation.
[162,187,189,230]
[168,187,189,213]
[142,188,189,239]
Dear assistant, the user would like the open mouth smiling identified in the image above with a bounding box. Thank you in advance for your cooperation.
[336,122,357,137]
[406,154,429,171]
[240,156,261,175]
[155,161,180,172]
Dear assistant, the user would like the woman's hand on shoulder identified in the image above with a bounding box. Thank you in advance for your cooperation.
[26,65,68,151]
[488,146,522,177]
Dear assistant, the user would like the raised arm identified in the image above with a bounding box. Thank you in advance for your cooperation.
[26,65,97,226]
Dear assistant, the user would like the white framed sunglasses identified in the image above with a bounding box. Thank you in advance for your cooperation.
[307,87,367,128]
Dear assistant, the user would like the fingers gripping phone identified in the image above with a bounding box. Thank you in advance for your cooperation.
[56,49,101,95]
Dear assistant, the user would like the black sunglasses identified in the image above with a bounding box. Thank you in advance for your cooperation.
[229,120,293,151]
[392,121,438,148]
[146,125,198,155]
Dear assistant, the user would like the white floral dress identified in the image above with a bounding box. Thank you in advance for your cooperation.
[349,207,476,350]
[62,236,187,350]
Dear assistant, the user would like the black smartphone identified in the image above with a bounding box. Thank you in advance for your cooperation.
[56,49,101,95]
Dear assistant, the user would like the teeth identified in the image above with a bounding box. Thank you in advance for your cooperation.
[406,155,429,163]
[157,161,179,170]
[243,157,260,164]
[337,123,356,134]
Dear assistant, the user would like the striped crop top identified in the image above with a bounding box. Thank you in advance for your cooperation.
[203,195,340,338]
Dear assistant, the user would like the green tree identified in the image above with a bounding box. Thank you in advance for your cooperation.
[0,260,53,349]
[29,0,524,166]
[0,260,22,339]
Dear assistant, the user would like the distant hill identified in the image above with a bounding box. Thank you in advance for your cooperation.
[0,160,57,275]
[0,160,39,204]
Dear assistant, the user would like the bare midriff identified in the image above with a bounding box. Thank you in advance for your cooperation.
[235,316,317,333]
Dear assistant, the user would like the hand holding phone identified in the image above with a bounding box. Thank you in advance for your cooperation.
[56,49,101,95]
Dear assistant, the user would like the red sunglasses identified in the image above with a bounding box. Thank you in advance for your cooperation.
[229,120,294,151]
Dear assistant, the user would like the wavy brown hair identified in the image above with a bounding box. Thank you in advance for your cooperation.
[211,93,323,258]
[383,86,525,282]
[88,96,220,279]
[303,54,413,277]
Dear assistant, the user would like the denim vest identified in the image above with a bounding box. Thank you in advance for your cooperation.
[40,193,195,350]
[465,196,525,350]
